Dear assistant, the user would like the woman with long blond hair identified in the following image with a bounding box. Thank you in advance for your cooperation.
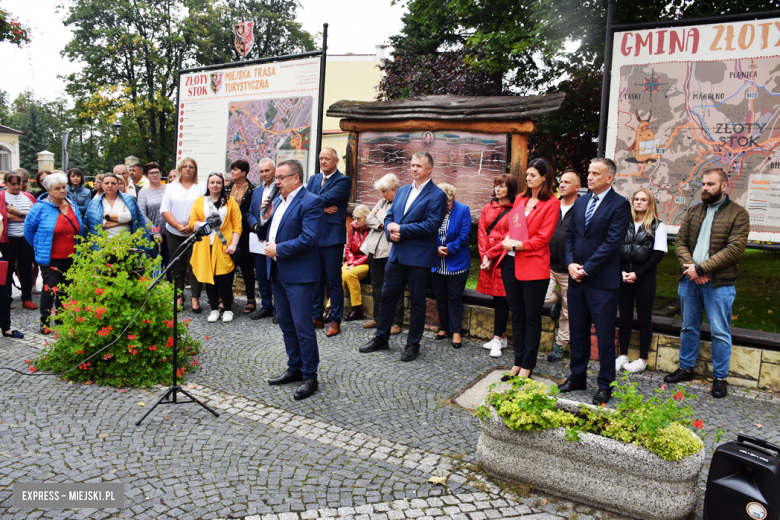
[615,188,667,374]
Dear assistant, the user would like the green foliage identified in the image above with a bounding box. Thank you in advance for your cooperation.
[478,374,715,462]
[476,378,579,431]
[33,229,200,387]
[19,104,47,171]
[0,7,32,47]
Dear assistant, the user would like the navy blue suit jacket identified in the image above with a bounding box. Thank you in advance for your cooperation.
[385,180,448,268]
[247,182,276,241]
[261,187,323,284]
[306,170,351,247]
[564,188,631,290]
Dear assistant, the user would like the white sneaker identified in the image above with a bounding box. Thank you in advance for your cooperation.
[501,337,508,349]
[615,355,629,372]
[623,358,648,373]
[483,337,500,350]
[490,343,503,358]
[222,310,234,322]
[207,310,220,322]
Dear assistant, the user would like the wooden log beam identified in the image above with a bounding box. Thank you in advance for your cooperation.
[511,133,528,191]
[339,119,535,134]
[346,131,358,202]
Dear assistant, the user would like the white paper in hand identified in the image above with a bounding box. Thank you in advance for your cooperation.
[249,232,266,255]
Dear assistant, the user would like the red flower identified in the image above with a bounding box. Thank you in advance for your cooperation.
[77,317,85,323]
[205,335,209,340]
[29,366,37,373]
[693,419,704,429]
[44,284,50,291]
[127,334,137,340]
[52,286,59,294]
[97,326,112,337]
[673,390,684,402]
[95,288,105,295]
[76,350,84,354]
[165,320,174,327]
[24,359,31,364]
[104,354,112,360]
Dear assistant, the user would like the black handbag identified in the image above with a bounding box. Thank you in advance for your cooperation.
[230,244,242,264]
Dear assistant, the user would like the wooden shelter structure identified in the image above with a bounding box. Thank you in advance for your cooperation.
[327,94,566,214]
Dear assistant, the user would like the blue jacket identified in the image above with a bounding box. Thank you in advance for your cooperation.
[84,192,151,244]
[67,185,91,216]
[564,188,631,290]
[24,193,87,266]
[306,170,351,247]
[260,187,323,284]
[247,182,277,242]
[385,180,448,268]
[432,200,472,274]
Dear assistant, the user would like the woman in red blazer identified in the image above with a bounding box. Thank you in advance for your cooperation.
[498,158,560,381]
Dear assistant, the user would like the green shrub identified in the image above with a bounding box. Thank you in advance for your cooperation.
[32,229,200,387]
[477,374,719,462]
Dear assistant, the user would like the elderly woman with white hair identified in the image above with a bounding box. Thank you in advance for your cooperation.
[341,204,372,321]
[23,172,87,334]
[359,173,404,333]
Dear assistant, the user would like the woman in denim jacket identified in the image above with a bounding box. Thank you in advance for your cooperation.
[66,168,91,217]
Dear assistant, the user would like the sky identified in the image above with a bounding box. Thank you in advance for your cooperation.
[0,0,407,105]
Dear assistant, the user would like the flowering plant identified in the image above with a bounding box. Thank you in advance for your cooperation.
[477,375,723,462]
[32,228,200,387]
[0,8,32,46]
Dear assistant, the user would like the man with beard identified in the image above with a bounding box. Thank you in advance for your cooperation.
[665,168,749,398]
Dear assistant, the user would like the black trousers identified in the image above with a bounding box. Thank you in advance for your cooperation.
[618,268,656,359]
[431,271,469,334]
[205,271,235,311]
[40,258,73,326]
[501,259,548,370]
[0,283,10,332]
[376,260,429,344]
[166,232,202,298]
[0,236,34,301]
[493,296,509,336]
[369,256,403,326]
[237,233,256,301]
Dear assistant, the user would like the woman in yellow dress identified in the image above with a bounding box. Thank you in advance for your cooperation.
[189,172,242,323]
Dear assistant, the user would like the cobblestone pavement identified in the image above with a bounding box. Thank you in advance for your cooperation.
[1,291,779,520]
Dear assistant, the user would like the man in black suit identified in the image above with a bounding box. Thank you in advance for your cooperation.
[559,157,631,405]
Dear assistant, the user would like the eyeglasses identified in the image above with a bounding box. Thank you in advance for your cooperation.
[274,173,296,181]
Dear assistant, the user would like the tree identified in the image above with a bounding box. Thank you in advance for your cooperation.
[0,6,31,47]
[61,0,316,173]
[19,104,47,171]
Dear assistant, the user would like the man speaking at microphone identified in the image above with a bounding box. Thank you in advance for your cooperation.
[258,159,324,400]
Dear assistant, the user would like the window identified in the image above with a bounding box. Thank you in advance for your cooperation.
[0,145,10,173]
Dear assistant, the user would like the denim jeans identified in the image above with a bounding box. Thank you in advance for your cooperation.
[678,277,736,379]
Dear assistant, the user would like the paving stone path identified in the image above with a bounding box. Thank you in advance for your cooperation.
[1,292,779,520]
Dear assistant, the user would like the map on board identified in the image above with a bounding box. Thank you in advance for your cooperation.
[612,58,780,236]
[225,97,313,184]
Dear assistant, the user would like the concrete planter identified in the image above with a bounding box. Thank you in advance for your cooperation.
[477,398,704,520]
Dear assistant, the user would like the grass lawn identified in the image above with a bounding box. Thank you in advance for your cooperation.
[465,245,780,334]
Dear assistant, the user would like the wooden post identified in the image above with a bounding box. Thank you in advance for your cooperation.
[345,131,358,202]
[510,133,528,191]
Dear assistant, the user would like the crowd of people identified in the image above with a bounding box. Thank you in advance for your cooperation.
[0,151,750,402]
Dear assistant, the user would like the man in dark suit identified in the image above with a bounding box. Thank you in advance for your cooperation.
[560,157,631,405]
[306,147,352,337]
[259,159,324,400]
[358,152,447,362]
[247,158,278,322]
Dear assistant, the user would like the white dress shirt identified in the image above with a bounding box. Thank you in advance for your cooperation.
[263,185,303,260]
[587,186,613,217]
[403,178,432,215]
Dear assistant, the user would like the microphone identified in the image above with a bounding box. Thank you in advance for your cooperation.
[261,185,279,216]
[205,213,222,230]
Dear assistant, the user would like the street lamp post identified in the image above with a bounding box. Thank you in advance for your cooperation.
[112,120,123,166]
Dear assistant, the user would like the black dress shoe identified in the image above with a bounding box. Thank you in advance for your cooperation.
[664,367,694,384]
[251,308,274,320]
[294,379,318,400]
[359,337,389,353]
[268,369,303,385]
[592,388,612,405]
[435,333,448,341]
[451,341,461,349]
[711,377,728,398]
[558,378,587,393]
[272,311,278,324]
[400,342,420,362]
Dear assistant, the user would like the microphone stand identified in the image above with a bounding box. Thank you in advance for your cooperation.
[136,229,220,426]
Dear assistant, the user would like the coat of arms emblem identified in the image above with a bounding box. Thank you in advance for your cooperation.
[232,21,255,58]
[210,72,223,95]
[513,213,519,224]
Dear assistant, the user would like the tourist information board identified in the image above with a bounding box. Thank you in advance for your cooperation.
[606,17,780,242]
